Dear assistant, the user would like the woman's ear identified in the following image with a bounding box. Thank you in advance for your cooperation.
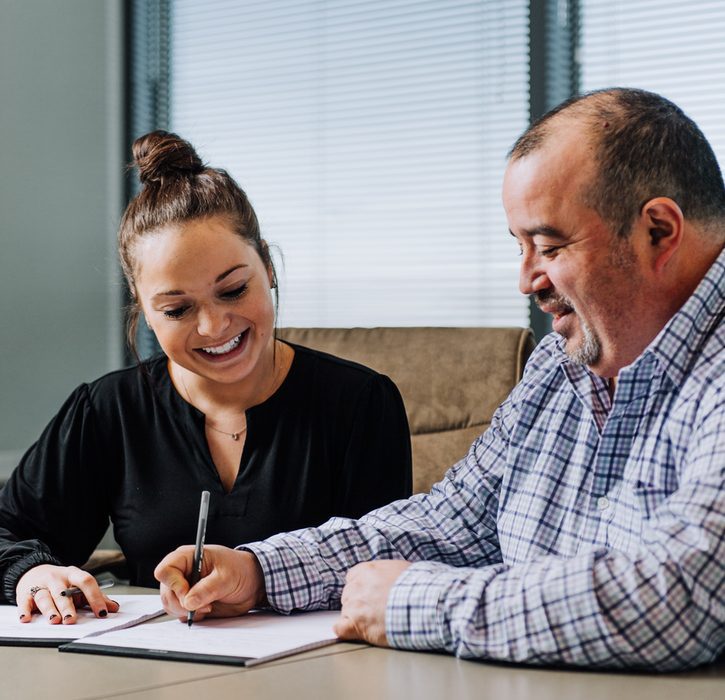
[261,240,276,288]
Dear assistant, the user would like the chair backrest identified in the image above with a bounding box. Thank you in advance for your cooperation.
[279,327,535,493]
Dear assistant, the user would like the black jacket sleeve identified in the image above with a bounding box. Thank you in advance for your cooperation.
[0,384,111,603]
[335,374,412,518]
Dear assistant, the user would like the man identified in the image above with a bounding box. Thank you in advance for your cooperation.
[156,88,725,670]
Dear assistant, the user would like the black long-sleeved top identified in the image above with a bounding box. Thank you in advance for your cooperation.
[0,344,412,602]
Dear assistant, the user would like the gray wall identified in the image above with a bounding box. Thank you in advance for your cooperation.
[0,0,124,480]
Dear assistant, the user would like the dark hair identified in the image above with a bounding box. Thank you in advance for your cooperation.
[509,88,725,238]
[118,131,277,358]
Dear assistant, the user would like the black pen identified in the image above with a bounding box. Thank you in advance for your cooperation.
[60,579,115,597]
[187,490,210,628]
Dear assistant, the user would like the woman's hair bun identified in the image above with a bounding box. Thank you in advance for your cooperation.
[132,130,204,184]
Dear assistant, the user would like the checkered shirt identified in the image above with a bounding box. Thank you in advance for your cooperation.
[245,247,725,670]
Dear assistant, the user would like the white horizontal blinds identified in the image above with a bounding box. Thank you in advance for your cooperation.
[580,1,725,172]
[171,0,529,328]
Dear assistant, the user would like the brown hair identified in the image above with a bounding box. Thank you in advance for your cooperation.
[118,131,277,358]
[508,88,725,239]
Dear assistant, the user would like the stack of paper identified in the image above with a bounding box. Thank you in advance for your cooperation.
[61,609,340,666]
[0,595,165,647]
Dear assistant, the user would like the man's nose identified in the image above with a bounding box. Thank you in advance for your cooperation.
[518,250,551,296]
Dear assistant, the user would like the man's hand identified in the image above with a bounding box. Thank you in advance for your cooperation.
[334,560,411,646]
[154,545,266,621]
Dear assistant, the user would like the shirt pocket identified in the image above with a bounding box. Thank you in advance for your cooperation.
[631,482,671,520]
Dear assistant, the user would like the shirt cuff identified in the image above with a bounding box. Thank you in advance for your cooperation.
[385,560,501,652]
[239,535,335,614]
[2,550,62,605]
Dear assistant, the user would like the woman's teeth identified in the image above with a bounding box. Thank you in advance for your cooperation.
[201,333,243,355]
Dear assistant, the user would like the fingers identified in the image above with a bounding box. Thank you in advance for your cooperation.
[183,549,264,613]
[17,592,34,623]
[156,546,196,618]
[182,569,222,610]
[63,569,111,621]
[155,546,267,620]
[159,582,190,619]
[333,613,360,640]
[16,564,118,624]
[154,546,195,597]
[28,587,63,625]
[333,560,407,647]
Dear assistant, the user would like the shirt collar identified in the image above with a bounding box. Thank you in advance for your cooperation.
[643,245,725,388]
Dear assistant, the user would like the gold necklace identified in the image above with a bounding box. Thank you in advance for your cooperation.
[178,371,247,441]
[205,421,247,441]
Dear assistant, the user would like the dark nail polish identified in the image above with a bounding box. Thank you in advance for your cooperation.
[19,614,26,620]
[99,609,107,618]
[49,614,58,621]
[64,614,72,621]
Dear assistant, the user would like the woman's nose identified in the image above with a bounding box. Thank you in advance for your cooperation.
[196,304,231,338]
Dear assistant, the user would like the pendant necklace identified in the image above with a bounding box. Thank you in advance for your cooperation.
[179,371,247,441]
[205,421,247,441]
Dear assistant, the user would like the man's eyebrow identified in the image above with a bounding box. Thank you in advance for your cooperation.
[152,264,249,299]
[509,225,567,240]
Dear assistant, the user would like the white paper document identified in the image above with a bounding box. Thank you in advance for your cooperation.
[62,610,340,666]
[0,595,165,646]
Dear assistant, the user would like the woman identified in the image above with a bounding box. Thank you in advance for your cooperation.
[0,131,412,623]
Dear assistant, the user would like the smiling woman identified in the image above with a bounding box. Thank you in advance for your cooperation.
[0,132,412,624]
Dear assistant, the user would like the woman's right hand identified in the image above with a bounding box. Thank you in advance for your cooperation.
[16,564,119,624]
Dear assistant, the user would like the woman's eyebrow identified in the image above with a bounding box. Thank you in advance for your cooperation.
[215,263,248,283]
[153,264,250,299]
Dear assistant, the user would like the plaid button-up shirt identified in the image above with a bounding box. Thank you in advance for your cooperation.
[246,247,725,670]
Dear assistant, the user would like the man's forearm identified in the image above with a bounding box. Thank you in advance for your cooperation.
[386,547,722,671]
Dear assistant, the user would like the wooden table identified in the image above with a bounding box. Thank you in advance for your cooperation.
[2,587,723,699]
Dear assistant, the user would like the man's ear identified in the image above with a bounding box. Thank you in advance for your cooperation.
[639,197,684,273]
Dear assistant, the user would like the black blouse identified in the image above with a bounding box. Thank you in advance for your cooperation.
[0,344,412,600]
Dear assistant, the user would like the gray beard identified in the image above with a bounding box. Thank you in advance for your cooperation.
[535,290,602,367]
[564,318,601,367]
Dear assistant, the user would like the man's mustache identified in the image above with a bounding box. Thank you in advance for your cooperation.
[534,289,574,316]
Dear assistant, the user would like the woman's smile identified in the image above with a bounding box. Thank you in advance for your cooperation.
[194,329,250,362]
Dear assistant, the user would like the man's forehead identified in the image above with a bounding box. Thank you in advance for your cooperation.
[511,116,594,165]
[505,131,595,202]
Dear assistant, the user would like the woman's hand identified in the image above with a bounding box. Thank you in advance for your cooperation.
[16,564,120,624]
[155,545,266,622]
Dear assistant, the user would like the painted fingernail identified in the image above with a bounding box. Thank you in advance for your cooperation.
[99,609,108,618]
[50,614,58,621]
[19,614,26,620]
[64,614,72,621]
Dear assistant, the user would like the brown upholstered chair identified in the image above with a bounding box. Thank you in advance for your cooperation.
[279,327,535,493]
[85,325,535,574]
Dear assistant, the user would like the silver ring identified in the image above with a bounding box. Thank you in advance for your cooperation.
[29,585,49,599]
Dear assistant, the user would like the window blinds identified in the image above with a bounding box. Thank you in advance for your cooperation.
[170,0,529,327]
[580,0,725,171]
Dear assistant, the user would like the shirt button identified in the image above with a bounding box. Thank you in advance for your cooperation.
[597,496,610,511]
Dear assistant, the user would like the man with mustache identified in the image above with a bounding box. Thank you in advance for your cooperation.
[156,88,725,670]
